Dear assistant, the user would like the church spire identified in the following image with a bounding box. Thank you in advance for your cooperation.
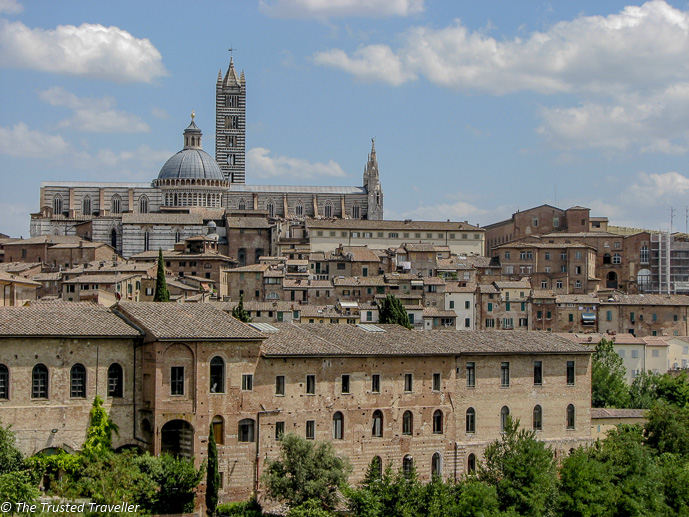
[223,56,240,87]
[183,111,202,149]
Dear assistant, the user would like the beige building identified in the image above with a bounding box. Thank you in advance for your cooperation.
[590,408,646,440]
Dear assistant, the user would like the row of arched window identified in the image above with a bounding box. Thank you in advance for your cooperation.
[261,199,361,219]
[0,363,123,400]
[52,194,152,216]
[164,192,222,208]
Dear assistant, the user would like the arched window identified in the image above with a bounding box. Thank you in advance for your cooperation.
[533,405,543,431]
[210,356,225,393]
[32,364,48,399]
[637,269,652,290]
[108,363,123,397]
[567,404,576,429]
[372,410,383,437]
[433,410,443,434]
[212,415,224,445]
[52,195,63,216]
[238,198,246,210]
[402,455,414,479]
[333,412,343,440]
[238,418,255,442]
[82,196,91,216]
[70,364,86,398]
[603,253,612,264]
[0,364,8,399]
[467,453,476,474]
[139,195,149,214]
[267,200,275,218]
[324,201,333,218]
[352,202,360,219]
[466,407,476,433]
[111,229,117,249]
[143,231,150,252]
[612,253,622,265]
[295,201,304,217]
[402,410,413,435]
[111,194,122,214]
[500,406,510,433]
[431,452,442,478]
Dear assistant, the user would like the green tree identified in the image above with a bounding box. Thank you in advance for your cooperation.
[628,370,660,409]
[377,294,412,329]
[644,404,689,456]
[0,471,40,517]
[82,396,119,458]
[206,424,220,516]
[263,433,350,510]
[454,480,502,517]
[592,339,630,408]
[479,417,558,516]
[287,499,336,517]
[655,372,689,408]
[0,421,24,475]
[216,498,263,517]
[557,446,617,517]
[232,294,252,323]
[153,248,170,302]
[136,453,204,514]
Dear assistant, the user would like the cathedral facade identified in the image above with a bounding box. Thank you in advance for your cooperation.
[30,57,384,258]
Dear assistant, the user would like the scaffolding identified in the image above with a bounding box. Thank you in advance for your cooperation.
[647,232,689,294]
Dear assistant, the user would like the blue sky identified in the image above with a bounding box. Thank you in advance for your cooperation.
[2,0,689,237]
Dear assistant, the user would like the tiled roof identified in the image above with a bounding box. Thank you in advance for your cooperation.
[63,274,138,284]
[643,337,671,347]
[332,276,386,286]
[445,282,477,293]
[210,300,298,312]
[590,408,647,419]
[385,273,421,281]
[494,241,595,249]
[122,213,205,225]
[340,246,381,262]
[283,279,331,288]
[531,290,555,299]
[0,262,42,273]
[555,294,600,304]
[116,302,265,341]
[494,280,531,289]
[463,256,501,268]
[260,324,591,357]
[423,277,446,285]
[1,235,83,246]
[0,303,140,337]
[0,271,41,286]
[226,217,271,229]
[226,264,270,273]
[479,284,499,294]
[403,243,437,252]
[422,308,456,318]
[306,219,483,231]
[556,332,645,345]
[600,294,689,306]
[130,250,235,261]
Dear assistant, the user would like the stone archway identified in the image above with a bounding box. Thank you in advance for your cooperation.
[161,419,194,458]
[606,271,618,289]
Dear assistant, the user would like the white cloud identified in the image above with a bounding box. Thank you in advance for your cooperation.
[395,200,487,222]
[247,147,347,179]
[0,122,69,157]
[71,145,172,176]
[260,0,423,19]
[39,87,149,133]
[0,0,22,14]
[625,171,689,206]
[0,19,167,82]
[313,45,416,85]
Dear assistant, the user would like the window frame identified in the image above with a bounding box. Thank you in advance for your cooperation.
[170,366,185,396]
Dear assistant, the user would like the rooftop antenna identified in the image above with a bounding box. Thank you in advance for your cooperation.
[554,185,557,207]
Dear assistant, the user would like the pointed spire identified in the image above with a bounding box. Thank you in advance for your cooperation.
[369,137,377,167]
[184,111,202,149]
[217,69,222,83]
[223,56,240,87]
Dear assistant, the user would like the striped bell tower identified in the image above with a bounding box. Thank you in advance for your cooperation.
[215,53,246,183]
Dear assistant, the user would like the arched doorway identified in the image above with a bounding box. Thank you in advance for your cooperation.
[161,420,194,458]
[606,271,618,289]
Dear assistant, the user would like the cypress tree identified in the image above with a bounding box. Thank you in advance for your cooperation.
[153,248,170,302]
[206,424,220,516]
[378,294,412,329]
[232,294,252,323]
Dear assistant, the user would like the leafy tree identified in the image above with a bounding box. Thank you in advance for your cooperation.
[591,339,630,408]
[263,433,350,510]
[0,421,24,475]
[557,446,617,516]
[153,248,170,302]
[82,396,119,458]
[454,480,502,517]
[136,453,204,514]
[206,424,220,515]
[628,370,660,409]
[377,294,412,329]
[644,405,689,456]
[0,471,40,516]
[654,372,689,408]
[657,453,689,515]
[232,294,252,323]
[287,499,336,517]
[479,417,558,516]
[216,498,263,517]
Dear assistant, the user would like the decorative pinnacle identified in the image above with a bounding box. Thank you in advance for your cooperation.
[191,111,195,121]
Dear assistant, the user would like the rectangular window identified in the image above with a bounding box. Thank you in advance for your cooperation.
[466,362,476,388]
[501,362,510,388]
[306,420,315,440]
[506,302,511,311]
[275,375,285,396]
[306,374,316,394]
[607,310,613,321]
[534,361,543,386]
[242,374,253,391]
[631,349,639,359]
[171,367,184,396]
[464,300,470,309]
[566,361,575,386]
[449,300,455,309]
[341,375,350,394]
[485,318,495,328]
[275,421,285,440]
[465,317,471,328]
[404,373,413,392]
[371,374,380,393]
[487,302,493,312]
[432,373,441,392]
[569,313,574,322]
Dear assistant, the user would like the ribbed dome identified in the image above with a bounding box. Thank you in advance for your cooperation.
[157,148,225,180]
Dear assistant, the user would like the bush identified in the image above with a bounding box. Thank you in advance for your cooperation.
[216,497,263,517]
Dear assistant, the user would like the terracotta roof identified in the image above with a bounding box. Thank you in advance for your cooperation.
[600,294,689,306]
[332,276,386,286]
[340,246,381,262]
[0,271,41,286]
[555,294,600,304]
[116,302,265,341]
[445,282,477,294]
[1,235,83,246]
[226,217,271,229]
[403,243,437,252]
[479,284,499,294]
[63,274,139,284]
[260,325,591,357]
[210,300,298,312]
[226,264,270,273]
[590,408,647,419]
[422,308,456,318]
[494,280,531,289]
[531,290,555,299]
[643,337,671,347]
[283,279,331,289]
[0,262,42,273]
[423,277,446,285]
[0,302,140,337]
[556,332,645,345]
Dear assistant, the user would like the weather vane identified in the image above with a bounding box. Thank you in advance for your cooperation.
[228,46,237,58]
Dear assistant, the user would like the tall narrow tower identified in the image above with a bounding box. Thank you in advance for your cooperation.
[216,55,246,183]
[364,138,383,220]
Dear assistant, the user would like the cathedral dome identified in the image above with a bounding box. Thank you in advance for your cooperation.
[156,114,225,181]
[157,148,225,181]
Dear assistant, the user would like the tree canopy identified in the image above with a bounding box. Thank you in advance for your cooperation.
[153,248,170,302]
[377,294,412,329]
[232,293,252,323]
[591,338,630,408]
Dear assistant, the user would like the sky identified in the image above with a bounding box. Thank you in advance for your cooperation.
[2,0,689,238]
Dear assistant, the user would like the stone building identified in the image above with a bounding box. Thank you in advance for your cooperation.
[30,57,384,258]
[0,302,592,502]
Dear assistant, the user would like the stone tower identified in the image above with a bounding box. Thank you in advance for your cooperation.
[364,138,383,220]
[216,56,246,183]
